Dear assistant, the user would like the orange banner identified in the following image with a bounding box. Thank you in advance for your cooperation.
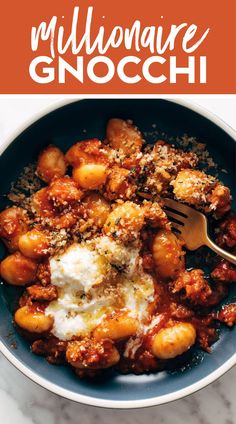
[0,0,235,93]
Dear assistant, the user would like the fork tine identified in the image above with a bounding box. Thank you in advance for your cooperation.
[164,210,185,224]
[163,198,191,217]
[170,222,183,233]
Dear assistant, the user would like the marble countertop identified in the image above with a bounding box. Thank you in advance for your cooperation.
[0,353,235,424]
[0,96,235,424]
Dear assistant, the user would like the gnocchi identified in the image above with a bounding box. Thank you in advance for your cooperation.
[1,116,234,379]
[103,201,144,242]
[18,229,49,259]
[47,176,83,206]
[65,139,109,167]
[152,229,184,279]
[105,166,137,200]
[171,169,215,203]
[81,193,110,228]
[0,252,38,286]
[151,322,196,359]
[73,163,107,189]
[31,187,55,218]
[93,313,139,341]
[37,145,67,183]
[0,207,29,251]
[106,118,143,155]
[15,306,53,333]
[66,338,120,369]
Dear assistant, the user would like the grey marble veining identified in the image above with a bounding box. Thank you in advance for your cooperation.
[0,354,235,424]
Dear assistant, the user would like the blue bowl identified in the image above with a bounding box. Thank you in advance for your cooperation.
[0,99,235,408]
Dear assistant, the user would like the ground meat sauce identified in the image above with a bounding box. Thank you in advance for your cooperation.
[0,118,235,378]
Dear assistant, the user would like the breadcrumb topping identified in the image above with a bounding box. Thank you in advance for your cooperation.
[2,117,234,377]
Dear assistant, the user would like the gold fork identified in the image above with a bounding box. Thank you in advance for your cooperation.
[163,198,236,266]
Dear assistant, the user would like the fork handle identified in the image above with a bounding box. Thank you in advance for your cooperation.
[205,237,236,266]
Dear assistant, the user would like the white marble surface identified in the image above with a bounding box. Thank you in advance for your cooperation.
[0,96,235,423]
[0,353,235,424]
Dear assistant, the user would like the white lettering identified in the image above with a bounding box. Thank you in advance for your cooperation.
[29,56,55,83]
[58,56,83,83]
[142,56,167,83]
[170,56,195,83]
[87,56,115,83]
[182,25,210,53]
[200,56,207,83]
[31,17,57,59]
[117,56,141,83]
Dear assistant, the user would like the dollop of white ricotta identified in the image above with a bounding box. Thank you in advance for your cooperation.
[50,243,105,293]
[46,237,155,341]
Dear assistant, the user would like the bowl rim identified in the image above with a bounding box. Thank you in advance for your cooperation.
[0,97,235,409]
